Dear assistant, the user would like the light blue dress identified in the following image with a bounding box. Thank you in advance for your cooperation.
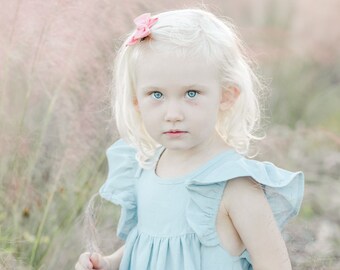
[99,139,304,270]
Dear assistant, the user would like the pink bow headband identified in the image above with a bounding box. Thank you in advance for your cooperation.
[127,13,159,46]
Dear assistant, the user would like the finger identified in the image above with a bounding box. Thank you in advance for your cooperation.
[75,262,86,270]
[78,252,93,269]
[76,261,92,270]
[90,253,107,269]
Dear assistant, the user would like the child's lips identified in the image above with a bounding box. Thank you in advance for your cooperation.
[163,130,188,137]
[163,130,188,134]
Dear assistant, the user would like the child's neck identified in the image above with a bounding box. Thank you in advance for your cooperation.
[156,134,231,179]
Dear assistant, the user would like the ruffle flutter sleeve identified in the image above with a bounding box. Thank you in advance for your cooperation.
[185,151,304,264]
[99,139,141,240]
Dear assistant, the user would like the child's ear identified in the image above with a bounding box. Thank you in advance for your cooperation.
[219,86,240,111]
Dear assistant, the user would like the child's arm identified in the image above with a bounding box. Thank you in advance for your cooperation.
[222,177,292,270]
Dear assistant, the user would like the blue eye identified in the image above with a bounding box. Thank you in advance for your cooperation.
[186,90,198,99]
[151,91,163,100]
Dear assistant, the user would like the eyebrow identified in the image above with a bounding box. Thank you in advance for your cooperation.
[184,84,207,90]
[140,86,160,93]
[140,84,208,92]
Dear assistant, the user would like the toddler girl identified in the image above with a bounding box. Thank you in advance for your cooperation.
[75,8,304,270]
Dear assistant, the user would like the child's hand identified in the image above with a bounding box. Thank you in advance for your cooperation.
[75,252,110,270]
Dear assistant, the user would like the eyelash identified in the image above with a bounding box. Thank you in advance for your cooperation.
[149,90,200,100]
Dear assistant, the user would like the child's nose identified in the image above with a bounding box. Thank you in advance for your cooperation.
[164,101,184,122]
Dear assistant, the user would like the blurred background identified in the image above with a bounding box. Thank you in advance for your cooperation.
[0,0,339,269]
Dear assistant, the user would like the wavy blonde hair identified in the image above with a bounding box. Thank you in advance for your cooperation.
[112,8,264,167]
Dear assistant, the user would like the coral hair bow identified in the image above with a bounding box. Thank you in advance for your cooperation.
[127,13,158,46]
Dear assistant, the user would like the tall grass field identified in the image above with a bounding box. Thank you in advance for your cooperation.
[1,0,339,269]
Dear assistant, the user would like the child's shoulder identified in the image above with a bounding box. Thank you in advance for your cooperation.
[100,139,140,204]
[191,151,303,189]
[106,138,136,156]
[221,176,269,217]
[99,139,140,239]
[186,153,304,231]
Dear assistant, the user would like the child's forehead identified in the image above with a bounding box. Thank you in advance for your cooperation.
[135,49,221,84]
[136,48,220,89]
[138,51,210,70]
[137,47,214,65]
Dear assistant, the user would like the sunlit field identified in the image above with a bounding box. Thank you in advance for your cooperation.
[1,0,339,269]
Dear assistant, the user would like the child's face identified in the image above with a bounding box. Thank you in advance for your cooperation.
[134,50,227,153]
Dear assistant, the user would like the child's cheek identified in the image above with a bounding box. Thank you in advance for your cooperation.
[186,99,200,108]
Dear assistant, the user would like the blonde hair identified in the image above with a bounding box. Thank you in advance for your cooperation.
[112,8,264,167]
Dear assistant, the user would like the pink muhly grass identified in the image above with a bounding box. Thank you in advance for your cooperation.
[290,0,340,65]
[0,0,339,269]
[83,193,103,255]
[0,0,139,268]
